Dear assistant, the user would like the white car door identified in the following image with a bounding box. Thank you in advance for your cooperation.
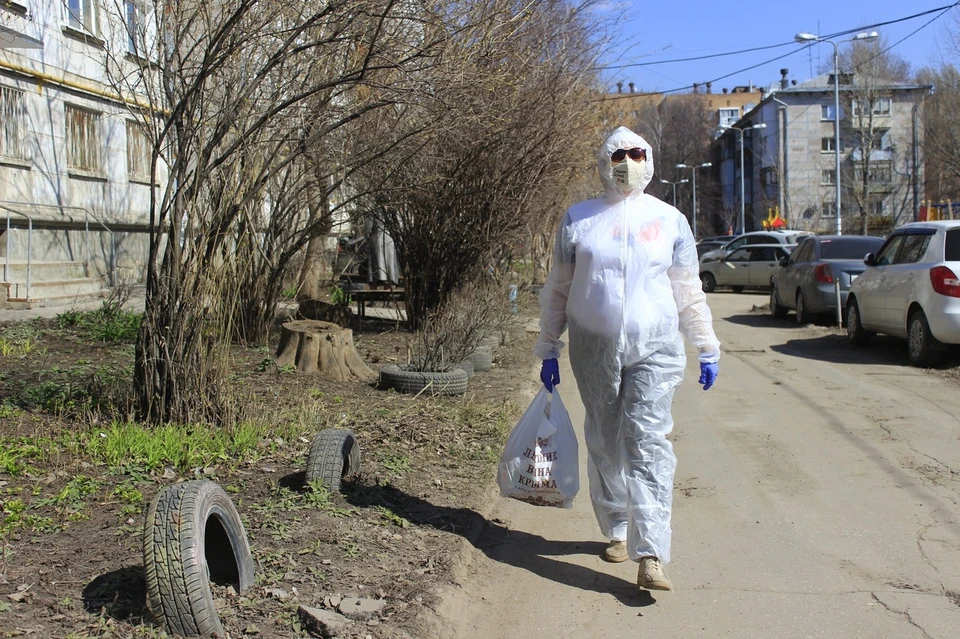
[721,248,752,286]
[883,232,934,337]
[858,234,904,331]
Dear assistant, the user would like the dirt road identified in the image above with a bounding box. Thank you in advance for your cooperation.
[448,292,960,639]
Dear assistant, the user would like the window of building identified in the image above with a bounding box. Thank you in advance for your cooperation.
[869,199,885,217]
[65,105,102,173]
[821,104,836,121]
[822,170,836,185]
[125,0,139,55]
[65,0,98,34]
[822,137,844,152]
[719,108,739,128]
[854,162,892,184]
[0,86,27,161]
[126,121,151,181]
[852,97,893,117]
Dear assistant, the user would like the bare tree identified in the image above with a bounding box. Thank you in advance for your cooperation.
[353,0,609,328]
[99,0,441,423]
[917,64,960,205]
[835,38,915,234]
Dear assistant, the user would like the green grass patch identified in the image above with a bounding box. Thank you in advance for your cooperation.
[55,302,142,343]
[14,365,133,414]
[85,420,299,472]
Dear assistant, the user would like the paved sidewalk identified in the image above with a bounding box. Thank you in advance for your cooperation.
[0,293,145,326]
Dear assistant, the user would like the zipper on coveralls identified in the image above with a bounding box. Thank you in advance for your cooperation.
[621,199,628,343]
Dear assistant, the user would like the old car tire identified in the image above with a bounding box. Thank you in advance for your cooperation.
[453,360,475,379]
[908,309,944,368]
[379,364,468,395]
[700,272,716,293]
[846,298,873,346]
[143,480,254,638]
[731,286,745,294]
[480,335,501,349]
[770,286,788,319]
[795,291,809,325]
[464,346,494,372]
[306,429,361,492]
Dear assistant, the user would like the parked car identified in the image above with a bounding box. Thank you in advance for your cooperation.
[771,235,886,324]
[846,221,960,367]
[700,244,793,293]
[697,237,733,259]
[700,230,812,264]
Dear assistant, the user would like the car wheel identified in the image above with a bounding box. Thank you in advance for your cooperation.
[731,286,744,294]
[700,272,716,293]
[846,298,873,345]
[908,309,944,368]
[795,291,809,326]
[770,286,788,319]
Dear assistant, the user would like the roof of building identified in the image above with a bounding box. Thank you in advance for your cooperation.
[772,73,931,94]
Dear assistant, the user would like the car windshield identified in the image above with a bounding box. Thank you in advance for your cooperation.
[820,237,885,260]
[946,229,960,261]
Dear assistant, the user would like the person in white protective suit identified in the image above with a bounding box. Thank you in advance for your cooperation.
[534,126,720,592]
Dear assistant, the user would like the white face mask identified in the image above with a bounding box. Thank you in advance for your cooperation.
[612,158,646,192]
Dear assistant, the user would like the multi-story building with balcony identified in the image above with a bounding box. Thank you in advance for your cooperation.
[717,71,929,235]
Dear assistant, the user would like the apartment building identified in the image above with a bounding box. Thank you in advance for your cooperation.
[598,81,763,135]
[718,71,929,234]
[0,0,163,306]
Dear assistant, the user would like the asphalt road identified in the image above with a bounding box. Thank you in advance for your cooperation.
[449,292,960,639]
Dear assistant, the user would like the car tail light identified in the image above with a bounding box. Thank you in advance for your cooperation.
[930,266,960,297]
[814,264,833,283]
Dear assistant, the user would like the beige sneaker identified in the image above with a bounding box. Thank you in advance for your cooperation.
[637,556,672,591]
[603,539,628,563]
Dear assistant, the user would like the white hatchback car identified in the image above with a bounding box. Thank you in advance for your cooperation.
[846,220,960,367]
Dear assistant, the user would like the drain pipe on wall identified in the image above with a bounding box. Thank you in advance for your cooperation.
[770,95,789,223]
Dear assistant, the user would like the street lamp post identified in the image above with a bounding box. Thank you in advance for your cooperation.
[660,178,688,209]
[795,30,879,235]
[677,162,712,239]
[724,123,766,234]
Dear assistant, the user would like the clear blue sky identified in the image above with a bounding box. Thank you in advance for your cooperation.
[599,1,959,94]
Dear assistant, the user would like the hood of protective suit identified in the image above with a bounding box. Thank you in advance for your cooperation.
[597,126,656,200]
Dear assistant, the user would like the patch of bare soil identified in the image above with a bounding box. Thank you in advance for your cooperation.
[0,300,541,639]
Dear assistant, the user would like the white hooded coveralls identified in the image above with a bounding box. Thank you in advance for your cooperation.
[534,127,720,563]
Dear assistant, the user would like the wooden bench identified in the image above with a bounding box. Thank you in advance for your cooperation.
[349,289,405,319]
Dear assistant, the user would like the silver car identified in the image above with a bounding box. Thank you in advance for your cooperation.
[847,221,960,367]
[771,235,886,324]
[700,244,793,293]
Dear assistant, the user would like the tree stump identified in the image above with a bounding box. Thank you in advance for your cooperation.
[275,320,377,383]
[298,299,353,328]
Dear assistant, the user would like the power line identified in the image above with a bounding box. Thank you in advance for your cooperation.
[599,3,959,72]
[601,2,960,97]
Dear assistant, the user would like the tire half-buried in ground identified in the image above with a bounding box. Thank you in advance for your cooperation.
[464,346,493,372]
[379,364,468,395]
[143,480,254,637]
[306,428,361,492]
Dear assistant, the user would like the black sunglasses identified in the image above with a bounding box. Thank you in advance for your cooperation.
[611,147,646,163]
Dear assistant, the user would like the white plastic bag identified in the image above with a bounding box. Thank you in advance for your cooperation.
[497,388,579,508]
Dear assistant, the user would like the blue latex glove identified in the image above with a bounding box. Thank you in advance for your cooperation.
[699,362,718,391]
[540,358,560,392]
